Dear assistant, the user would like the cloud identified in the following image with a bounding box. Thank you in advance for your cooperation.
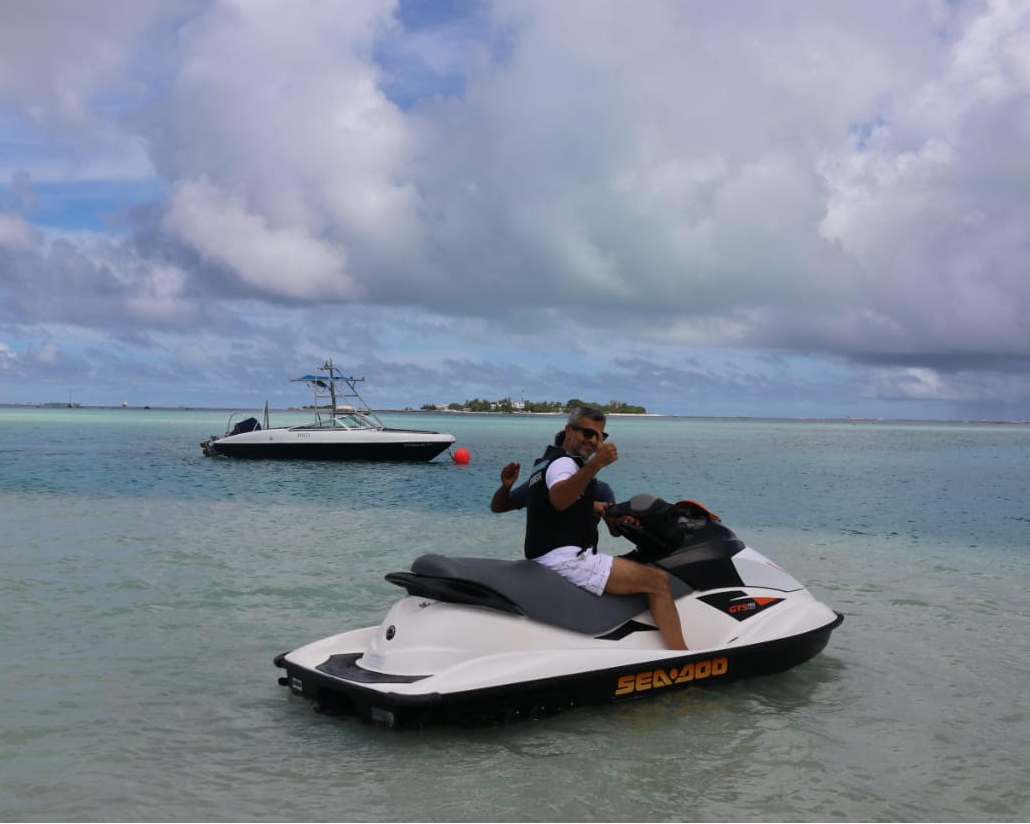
[1,0,1030,416]
[0,341,17,369]
[0,221,214,334]
[0,212,41,250]
[400,0,1030,361]
[0,1,181,183]
[140,0,431,298]
[813,2,1030,359]
[163,177,354,300]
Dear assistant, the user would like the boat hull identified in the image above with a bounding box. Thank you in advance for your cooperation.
[206,428,455,461]
[209,439,452,461]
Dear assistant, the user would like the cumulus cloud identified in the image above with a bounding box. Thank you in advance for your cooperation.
[143,0,429,297]
[163,177,354,300]
[0,342,17,369]
[0,223,211,333]
[813,0,1030,363]
[404,0,1030,361]
[1,0,1029,415]
[0,212,41,250]
[0,1,180,183]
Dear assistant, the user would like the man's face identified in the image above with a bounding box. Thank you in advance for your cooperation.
[564,419,605,460]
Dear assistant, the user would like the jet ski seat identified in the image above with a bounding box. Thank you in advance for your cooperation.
[385,554,692,636]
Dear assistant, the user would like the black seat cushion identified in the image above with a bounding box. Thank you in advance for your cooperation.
[384,554,690,636]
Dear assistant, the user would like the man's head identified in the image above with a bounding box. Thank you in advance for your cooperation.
[562,406,608,460]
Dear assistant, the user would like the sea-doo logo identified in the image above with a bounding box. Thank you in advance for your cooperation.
[614,657,729,696]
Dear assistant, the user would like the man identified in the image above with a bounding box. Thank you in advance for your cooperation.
[491,444,616,554]
[490,431,616,518]
[523,407,688,650]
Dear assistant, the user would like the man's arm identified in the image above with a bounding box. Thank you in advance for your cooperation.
[548,443,618,511]
[490,462,521,512]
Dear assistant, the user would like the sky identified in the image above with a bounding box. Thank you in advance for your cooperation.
[1,0,1029,419]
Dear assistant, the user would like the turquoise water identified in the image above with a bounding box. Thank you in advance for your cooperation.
[1,408,1028,821]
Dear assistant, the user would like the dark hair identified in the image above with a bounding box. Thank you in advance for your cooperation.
[567,405,606,427]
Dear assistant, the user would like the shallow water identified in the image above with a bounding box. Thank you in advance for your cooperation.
[1,408,1028,821]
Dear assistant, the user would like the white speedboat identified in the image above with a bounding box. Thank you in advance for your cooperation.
[201,360,455,461]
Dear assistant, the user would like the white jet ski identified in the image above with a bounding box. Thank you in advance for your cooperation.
[274,495,843,727]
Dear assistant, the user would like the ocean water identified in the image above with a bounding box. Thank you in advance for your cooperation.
[1,407,1028,822]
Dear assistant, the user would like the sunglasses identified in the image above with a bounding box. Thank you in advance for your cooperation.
[570,424,609,441]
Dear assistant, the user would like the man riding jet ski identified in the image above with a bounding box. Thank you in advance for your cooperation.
[274,494,844,728]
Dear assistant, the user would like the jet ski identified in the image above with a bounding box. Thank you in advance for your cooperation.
[274,495,843,728]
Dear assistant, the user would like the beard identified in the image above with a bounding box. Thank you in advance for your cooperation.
[569,440,596,461]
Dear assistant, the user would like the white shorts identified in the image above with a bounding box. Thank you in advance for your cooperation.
[533,545,614,596]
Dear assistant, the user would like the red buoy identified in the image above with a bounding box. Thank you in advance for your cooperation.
[453,448,471,465]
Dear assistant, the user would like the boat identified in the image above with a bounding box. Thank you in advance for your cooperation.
[274,494,844,728]
[201,359,455,461]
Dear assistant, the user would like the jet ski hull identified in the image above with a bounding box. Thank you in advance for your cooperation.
[275,498,845,728]
[275,609,844,729]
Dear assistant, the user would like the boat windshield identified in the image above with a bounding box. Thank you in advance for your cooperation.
[290,411,382,431]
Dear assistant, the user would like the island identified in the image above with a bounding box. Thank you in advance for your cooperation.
[420,397,648,414]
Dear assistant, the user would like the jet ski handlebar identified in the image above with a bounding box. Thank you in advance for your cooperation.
[605,493,721,560]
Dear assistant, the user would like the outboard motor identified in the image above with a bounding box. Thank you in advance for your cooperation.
[229,417,261,436]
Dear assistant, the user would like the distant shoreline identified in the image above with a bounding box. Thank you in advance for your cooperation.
[1,403,1027,425]
[395,408,662,417]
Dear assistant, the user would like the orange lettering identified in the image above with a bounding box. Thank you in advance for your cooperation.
[675,663,694,683]
[615,658,731,697]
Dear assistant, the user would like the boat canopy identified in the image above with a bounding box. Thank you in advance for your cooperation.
[290,359,384,428]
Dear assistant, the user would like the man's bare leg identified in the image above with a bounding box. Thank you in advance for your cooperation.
[604,557,688,650]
